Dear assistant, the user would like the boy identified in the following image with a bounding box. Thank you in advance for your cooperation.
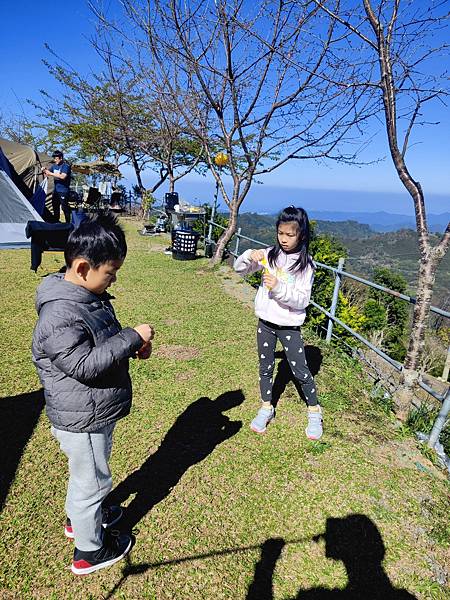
[32,213,153,575]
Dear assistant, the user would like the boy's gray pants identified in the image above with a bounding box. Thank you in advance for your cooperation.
[51,423,115,551]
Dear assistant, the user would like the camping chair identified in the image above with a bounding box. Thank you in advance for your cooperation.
[84,187,102,211]
[26,221,73,271]
[109,190,125,214]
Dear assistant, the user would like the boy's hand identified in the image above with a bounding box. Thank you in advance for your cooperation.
[134,324,154,343]
[263,272,278,290]
[137,341,152,360]
[250,249,265,262]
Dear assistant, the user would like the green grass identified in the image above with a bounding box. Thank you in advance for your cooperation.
[0,219,449,599]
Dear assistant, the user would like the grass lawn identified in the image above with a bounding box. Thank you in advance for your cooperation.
[0,219,449,599]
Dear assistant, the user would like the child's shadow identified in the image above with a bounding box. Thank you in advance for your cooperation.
[107,390,243,531]
[0,389,45,512]
[272,345,323,408]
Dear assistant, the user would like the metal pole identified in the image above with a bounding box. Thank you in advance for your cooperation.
[207,184,218,243]
[326,257,345,343]
[428,387,450,449]
[440,346,450,382]
[234,227,242,263]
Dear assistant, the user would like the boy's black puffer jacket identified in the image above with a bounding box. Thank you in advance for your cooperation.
[32,273,143,433]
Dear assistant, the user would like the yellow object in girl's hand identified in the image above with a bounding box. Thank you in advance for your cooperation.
[260,257,272,290]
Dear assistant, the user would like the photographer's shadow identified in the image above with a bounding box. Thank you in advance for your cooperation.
[272,345,323,408]
[107,390,244,531]
[295,514,416,599]
[246,515,416,600]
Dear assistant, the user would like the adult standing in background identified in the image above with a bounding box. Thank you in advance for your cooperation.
[43,150,72,223]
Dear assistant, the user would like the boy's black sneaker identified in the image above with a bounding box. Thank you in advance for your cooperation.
[65,505,123,539]
[71,532,132,575]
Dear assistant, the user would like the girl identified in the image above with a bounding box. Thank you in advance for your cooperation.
[234,206,322,439]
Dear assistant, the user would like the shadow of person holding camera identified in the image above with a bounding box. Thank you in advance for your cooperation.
[246,515,416,600]
[295,515,416,599]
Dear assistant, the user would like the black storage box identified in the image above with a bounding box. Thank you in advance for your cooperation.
[165,192,179,211]
[172,229,200,260]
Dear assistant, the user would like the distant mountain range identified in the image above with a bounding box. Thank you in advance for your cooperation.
[304,210,449,233]
[236,212,449,305]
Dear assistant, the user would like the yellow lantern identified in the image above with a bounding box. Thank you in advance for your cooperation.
[214,152,229,167]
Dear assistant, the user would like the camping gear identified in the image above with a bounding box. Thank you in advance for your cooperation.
[0,137,52,199]
[172,228,200,260]
[84,187,103,210]
[0,168,43,248]
[25,221,73,271]
[72,160,121,177]
[165,192,179,211]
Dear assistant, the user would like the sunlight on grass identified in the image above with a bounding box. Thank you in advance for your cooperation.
[0,219,448,599]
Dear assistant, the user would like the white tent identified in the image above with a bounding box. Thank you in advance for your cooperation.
[0,169,43,249]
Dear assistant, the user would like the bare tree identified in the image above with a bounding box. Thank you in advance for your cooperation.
[90,33,208,195]
[136,84,207,194]
[313,0,450,417]
[94,0,377,262]
[29,45,151,190]
[32,41,205,196]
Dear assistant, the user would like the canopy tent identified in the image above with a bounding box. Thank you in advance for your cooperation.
[0,137,52,199]
[0,168,43,249]
[72,159,121,178]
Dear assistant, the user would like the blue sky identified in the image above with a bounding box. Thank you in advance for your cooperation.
[1,1,449,215]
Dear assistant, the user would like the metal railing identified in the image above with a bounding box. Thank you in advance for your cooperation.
[205,219,450,455]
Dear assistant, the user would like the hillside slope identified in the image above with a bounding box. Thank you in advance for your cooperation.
[0,221,448,599]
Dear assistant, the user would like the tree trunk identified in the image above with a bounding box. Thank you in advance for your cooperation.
[394,257,437,419]
[130,151,144,193]
[404,259,437,371]
[210,205,238,266]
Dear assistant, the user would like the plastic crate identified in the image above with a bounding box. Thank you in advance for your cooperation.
[172,229,199,260]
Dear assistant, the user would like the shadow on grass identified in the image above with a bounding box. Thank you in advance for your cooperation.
[103,537,308,600]
[0,389,45,512]
[246,537,286,600]
[272,345,323,408]
[104,515,416,599]
[107,389,244,532]
[247,515,416,600]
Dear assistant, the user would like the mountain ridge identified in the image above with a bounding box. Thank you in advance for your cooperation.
[241,209,449,233]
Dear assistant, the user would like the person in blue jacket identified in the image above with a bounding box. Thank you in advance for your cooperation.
[43,150,72,223]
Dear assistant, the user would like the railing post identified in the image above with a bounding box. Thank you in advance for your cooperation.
[207,200,216,243]
[428,387,450,449]
[440,345,450,382]
[234,227,242,261]
[326,257,345,344]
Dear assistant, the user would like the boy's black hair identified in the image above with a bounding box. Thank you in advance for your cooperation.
[268,205,314,273]
[64,212,127,268]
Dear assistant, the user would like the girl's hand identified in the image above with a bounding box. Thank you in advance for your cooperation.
[263,272,278,289]
[250,249,265,262]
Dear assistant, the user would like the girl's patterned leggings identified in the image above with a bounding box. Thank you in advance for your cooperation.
[257,318,318,406]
